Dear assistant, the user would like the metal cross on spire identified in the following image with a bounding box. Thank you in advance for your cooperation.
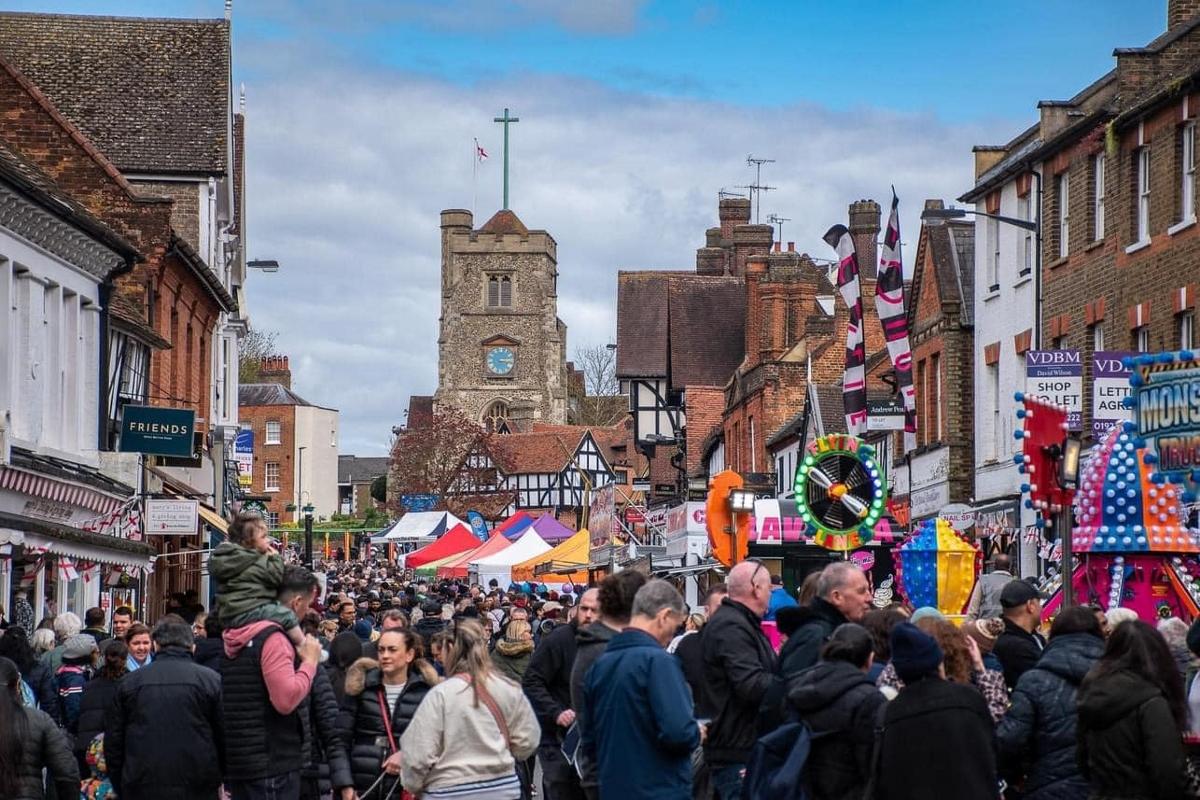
[493,107,520,210]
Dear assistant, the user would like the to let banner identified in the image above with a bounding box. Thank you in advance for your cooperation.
[1026,350,1082,431]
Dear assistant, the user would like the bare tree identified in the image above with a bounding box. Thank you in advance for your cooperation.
[238,328,279,383]
[572,344,625,426]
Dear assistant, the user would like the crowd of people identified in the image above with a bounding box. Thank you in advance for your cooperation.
[2,516,1200,800]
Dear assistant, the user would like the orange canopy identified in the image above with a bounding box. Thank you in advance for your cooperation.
[510,528,590,585]
[436,531,513,579]
[404,524,480,569]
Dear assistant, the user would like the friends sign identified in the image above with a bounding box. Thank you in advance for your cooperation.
[1133,354,1200,481]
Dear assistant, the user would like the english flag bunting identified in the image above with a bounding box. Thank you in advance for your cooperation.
[823,224,868,435]
[876,193,918,453]
[475,138,489,162]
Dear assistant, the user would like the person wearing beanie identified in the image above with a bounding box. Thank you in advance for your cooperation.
[962,617,1005,673]
[874,623,998,800]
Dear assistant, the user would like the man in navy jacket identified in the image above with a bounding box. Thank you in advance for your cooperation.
[583,580,702,800]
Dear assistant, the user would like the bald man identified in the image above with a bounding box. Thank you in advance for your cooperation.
[523,587,598,800]
[701,562,777,800]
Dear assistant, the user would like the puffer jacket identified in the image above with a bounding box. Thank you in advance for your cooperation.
[996,632,1103,800]
[491,638,533,683]
[301,664,354,795]
[336,656,437,794]
[14,705,81,799]
[1077,668,1187,800]
[787,660,886,800]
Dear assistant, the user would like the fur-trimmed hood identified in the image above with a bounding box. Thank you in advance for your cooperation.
[345,656,439,697]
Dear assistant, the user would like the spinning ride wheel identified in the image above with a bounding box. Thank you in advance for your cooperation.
[794,434,887,551]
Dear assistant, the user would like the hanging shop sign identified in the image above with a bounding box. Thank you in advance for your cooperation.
[234,429,254,488]
[1026,350,1082,431]
[119,406,197,458]
[1092,351,1134,439]
[145,498,198,535]
[867,399,907,431]
[1133,354,1200,481]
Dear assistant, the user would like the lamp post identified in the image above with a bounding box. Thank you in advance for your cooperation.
[1056,433,1084,608]
[922,178,1043,348]
[303,503,315,570]
[728,488,756,566]
[297,445,308,564]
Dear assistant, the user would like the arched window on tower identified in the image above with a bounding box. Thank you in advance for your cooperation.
[484,400,511,434]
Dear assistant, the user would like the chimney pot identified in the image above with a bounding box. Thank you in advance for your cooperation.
[773,241,781,252]
[787,242,795,252]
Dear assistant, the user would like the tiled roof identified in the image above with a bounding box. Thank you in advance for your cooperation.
[0,12,230,175]
[911,217,975,329]
[338,455,390,484]
[492,430,581,474]
[239,383,312,407]
[479,209,528,235]
[0,138,138,259]
[616,271,746,390]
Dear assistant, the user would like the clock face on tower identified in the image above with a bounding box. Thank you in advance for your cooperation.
[486,346,516,376]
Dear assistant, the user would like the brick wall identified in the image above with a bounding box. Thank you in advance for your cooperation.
[132,179,201,247]
[239,403,297,523]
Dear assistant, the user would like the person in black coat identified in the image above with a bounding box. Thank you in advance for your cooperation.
[74,639,129,771]
[301,663,354,800]
[701,562,776,800]
[336,629,438,796]
[787,624,886,800]
[192,615,224,672]
[0,626,61,725]
[996,605,1104,800]
[1,655,79,800]
[104,620,224,800]
[1076,619,1187,800]
[992,580,1047,691]
[327,631,364,705]
[874,623,998,800]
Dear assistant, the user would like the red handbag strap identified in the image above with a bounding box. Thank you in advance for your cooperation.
[377,688,399,754]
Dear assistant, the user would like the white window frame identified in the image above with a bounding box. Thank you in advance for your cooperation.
[1136,325,1151,353]
[1092,324,1105,352]
[1181,312,1195,351]
[265,461,281,491]
[989,363,1001,462]
[265,420,281,445]
[1093,153,1106,240]
[933,353,943,441]
[1137,148,1151,243]
[986,217,1000,290]
[1182,122,1196,223]
[1017,194,1033,274]
[1058,172,1070,258]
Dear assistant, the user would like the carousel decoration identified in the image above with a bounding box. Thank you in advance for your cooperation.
[793,434,887,551]
[894,517,982,617]
[1012,392,1073,538]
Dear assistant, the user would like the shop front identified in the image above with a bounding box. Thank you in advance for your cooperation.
[656,501,718,607]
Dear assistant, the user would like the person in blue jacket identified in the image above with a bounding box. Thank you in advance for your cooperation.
[764,574,798,622]
[583,580,702,800]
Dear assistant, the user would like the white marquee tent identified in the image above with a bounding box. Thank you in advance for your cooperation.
[469,529,551,588]
[370,511,466,545]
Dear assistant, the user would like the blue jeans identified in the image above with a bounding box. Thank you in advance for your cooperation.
[227,771,301,800]
[710,764,746,800]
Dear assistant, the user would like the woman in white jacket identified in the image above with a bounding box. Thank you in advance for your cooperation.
[400,619,540,800]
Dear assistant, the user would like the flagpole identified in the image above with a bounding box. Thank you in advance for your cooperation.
[472,138,477,219]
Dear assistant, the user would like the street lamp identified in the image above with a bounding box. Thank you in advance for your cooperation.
[247,259,280,273]
[303,503,315,570]
[922,187,1044,349]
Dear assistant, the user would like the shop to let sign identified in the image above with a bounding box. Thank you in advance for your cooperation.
[119,406,196,457]
[1026,350,1082,431]
[234,429,254,488]
[1134,355,1200,480]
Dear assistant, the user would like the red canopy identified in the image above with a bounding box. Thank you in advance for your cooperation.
[404,524,480,569]
[436,531,513,579]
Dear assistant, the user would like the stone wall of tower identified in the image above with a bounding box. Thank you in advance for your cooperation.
[433,209,568,425]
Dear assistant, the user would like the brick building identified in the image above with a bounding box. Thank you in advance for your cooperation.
[892,203,975,522]
[960,0,1200,572]
[239,357,340,525]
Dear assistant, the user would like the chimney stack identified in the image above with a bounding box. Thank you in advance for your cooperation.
[1169,0,1200,30]
[258,355,292,390]
[848,200,881,279]
[719,197,752,241]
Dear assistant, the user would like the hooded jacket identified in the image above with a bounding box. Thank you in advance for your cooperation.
[492,637,534,683]
[996,632,1103,800]
[759,598,850,731]
[336,656,437,794]
[1076,668,1186,800]
[582,629,700,800]
[570,621,622,791]
[701,598,777,764]
[208,541,284,622]
[787,660,886,800]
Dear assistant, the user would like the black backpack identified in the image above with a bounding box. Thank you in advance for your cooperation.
[740,720,826,800]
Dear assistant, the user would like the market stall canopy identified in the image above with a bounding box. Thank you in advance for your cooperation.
[511,528,590,585]
[437,531,513,579]
[413,553,462,578]
[402,524,479,569]
[530,515,574,544]
[497,511,536,540]
[469,530,552,588]
[374,511,466,544]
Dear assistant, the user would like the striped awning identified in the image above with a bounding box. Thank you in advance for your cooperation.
[0,465,125,516]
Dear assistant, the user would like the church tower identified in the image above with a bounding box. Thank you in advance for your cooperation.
[434,208,568,430]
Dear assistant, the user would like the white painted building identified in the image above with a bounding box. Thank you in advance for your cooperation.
[294,404,340,520]
[0,144,155,618]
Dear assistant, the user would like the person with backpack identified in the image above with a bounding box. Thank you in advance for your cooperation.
[784,624,886,800]
[873,623,998,800]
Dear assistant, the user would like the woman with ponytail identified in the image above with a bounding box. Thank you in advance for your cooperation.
[0,655,79,799]
[786,623,887,800]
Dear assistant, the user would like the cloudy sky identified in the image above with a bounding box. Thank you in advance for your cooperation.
[11,0,1164,454]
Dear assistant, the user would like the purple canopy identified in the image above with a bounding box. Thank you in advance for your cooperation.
[531,514,575,544]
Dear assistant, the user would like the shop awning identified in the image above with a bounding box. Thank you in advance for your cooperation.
[437,531,512,579]
[654,560,726,578]
[511,528,590,584]
[197,504,229,535]
[0,511,155,569]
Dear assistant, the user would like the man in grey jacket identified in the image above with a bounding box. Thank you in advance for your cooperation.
[569,570,648,800]
[966,554,1015,621]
